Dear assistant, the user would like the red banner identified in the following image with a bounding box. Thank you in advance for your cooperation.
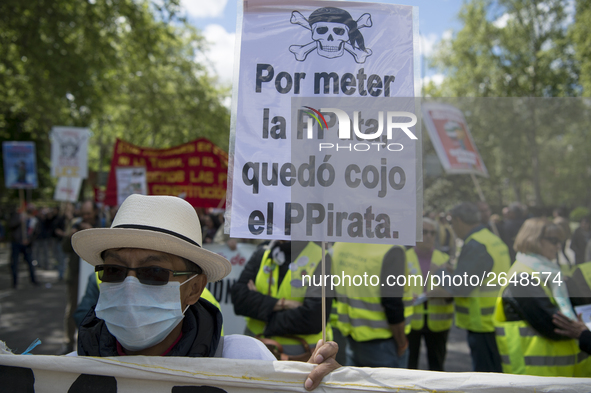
[104,138,228,208]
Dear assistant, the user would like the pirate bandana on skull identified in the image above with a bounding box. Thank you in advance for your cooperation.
[289,7,373,63]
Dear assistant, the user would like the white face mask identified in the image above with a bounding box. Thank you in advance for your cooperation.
[95,274,197,351]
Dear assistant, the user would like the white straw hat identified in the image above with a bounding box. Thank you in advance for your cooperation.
[72,194,231,283]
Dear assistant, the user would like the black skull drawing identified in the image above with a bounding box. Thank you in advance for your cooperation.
[289,7,373,63]
[53,130,88,163]
[60,139,79,159]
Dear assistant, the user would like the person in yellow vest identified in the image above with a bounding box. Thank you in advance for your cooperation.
[407,217,453,371]
[428,202,510,372]
[436,212,456,257]
[231,241,333,358]
[565,260,591,304]
[493,217,590,376]
[331,242,413,368]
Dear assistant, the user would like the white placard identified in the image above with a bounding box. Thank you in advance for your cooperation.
[116,167,148,206]
[53,177,82,202]
[203,243,258,335]
[50,127,91,178]
[228,0,421,244]
[574,304,591,330]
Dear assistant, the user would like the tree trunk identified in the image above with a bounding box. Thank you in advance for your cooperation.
[527,102,544,207]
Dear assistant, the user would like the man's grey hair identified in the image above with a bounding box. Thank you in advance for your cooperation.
[450,202,481,225]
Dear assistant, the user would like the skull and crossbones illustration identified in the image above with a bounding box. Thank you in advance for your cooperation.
[53,130,88,162]
[59,139,80,159]
[289,7,373,63]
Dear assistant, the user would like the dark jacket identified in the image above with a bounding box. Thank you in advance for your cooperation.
[570,227,591,265]
[379,246,406,325]
[580,330,591,354]
[74,272,100,327]
[231,242,332,337]
[502,282,590,341]
[77,298,222,357]
[8,212,38,245]
[445,225,494,297]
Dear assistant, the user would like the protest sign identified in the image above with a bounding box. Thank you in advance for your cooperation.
[421,102,488,176]
[53,176,83,202]
[116,167,148,205]
[227,0,422,244]
[204,243,258,335]
[2,142,38,189]
[104,138,228,208]
[0,354,589,392]
[50,127,91,178]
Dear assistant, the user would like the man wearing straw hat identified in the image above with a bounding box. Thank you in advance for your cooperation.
[71,194,339,391]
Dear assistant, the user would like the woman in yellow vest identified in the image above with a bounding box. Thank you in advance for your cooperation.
[493,218,590,377]
[231,241,332,359]
[407,217,453,371]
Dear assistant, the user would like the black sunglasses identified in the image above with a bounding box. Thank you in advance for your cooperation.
[423,229,437,236]
[96,264,198,286]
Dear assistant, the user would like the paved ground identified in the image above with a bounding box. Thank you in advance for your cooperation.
[0,243,471,370]
[0,244,67,355]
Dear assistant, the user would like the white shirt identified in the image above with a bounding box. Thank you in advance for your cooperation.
[67,334,277,361]
[221,335,276,361]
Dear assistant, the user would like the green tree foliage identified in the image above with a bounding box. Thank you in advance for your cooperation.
[571,0,591,96]
[0,0,230,202]
[425,0,588,210]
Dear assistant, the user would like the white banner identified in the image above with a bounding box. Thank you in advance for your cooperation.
[227,0,422,244]
[0,354,589,392]
[50,127,91,178]
[116,167,148,206]
[53,176,82,202]
[203,243,258,335]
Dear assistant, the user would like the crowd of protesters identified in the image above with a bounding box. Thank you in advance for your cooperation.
[1,198,590,378]
[0,202,118,289]
[323,201,590,377]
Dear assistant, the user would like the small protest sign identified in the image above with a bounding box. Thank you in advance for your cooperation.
[2,142,38,189]
[50,127,91,178]
[54,177,83,202]
[421,102,488,176]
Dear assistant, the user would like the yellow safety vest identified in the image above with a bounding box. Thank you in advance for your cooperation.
[455,228,511,332]
[493,261,590,377]
[332,243,414,342]
[406,248,453,332]
[246,242,332,351]
[565,261,591,374]
[330,299,347,336]
[567,261,591,298]
[575,262,591,286]
[200,288,221,309]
